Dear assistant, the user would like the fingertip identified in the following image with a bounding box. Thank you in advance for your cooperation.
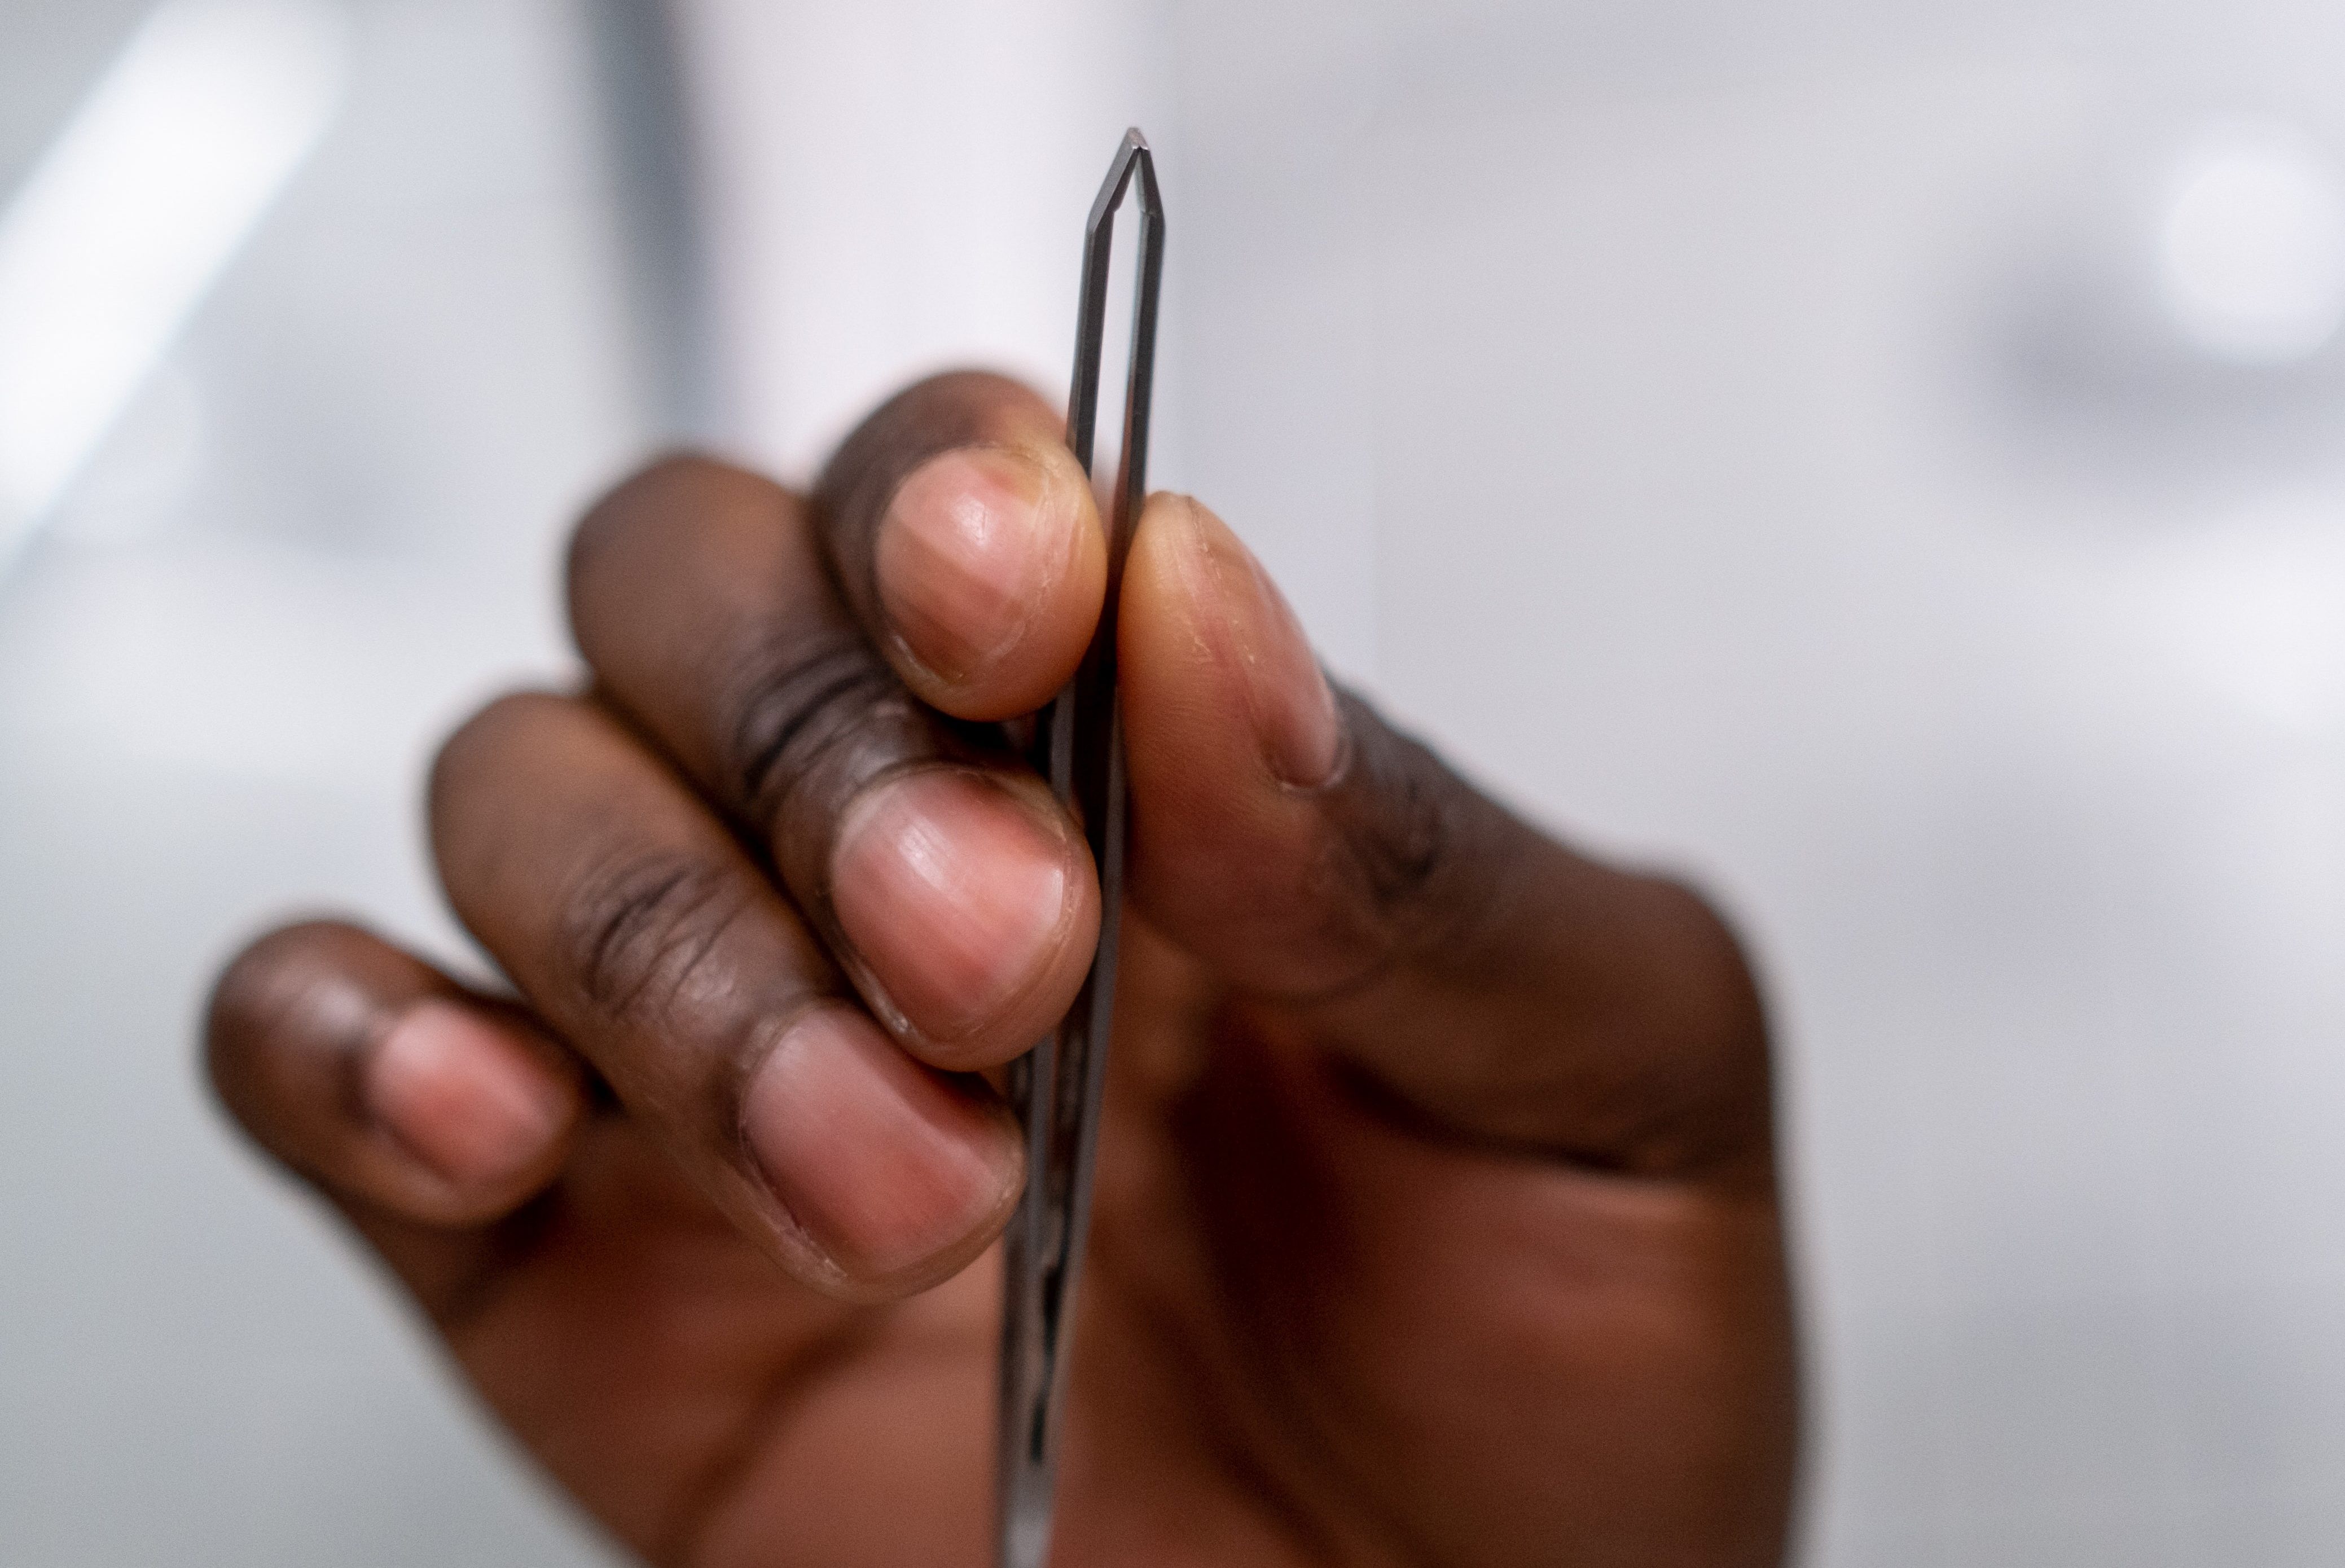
[204,919,365,1103]
[1121,494,1385,992]
[207,920,582,1229]
[829,767,1100,1071]
[739,1006,1024,1297]
[873,442,1105,720]
[363,1000,582,1210]
[1124,491,1342,792]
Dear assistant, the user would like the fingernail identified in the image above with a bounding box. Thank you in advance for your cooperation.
[741,1007,1022,1281]
[1180,500,1342,787]
[366,1001,569,1188]
[831,768,1075,1043]
[877,446,1079,683]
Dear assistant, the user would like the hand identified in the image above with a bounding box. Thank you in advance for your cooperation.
[206,372,1797,1566]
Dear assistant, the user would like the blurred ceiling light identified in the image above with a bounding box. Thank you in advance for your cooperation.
[0,0,346,577]
[2156,118,2345,365]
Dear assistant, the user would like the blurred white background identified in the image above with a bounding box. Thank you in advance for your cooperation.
[7,1,2345,1563]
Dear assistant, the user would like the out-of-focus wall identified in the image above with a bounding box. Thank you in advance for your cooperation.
[678,0,1168,480]
[8,1,2345,1565]
[0,2,642,1562]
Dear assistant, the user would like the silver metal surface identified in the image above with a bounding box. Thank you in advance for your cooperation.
[996,127,1164,1568]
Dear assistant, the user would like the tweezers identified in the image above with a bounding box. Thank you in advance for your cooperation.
[996,128,1165,1568]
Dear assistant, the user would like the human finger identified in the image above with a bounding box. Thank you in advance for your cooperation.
[205,919,585,1232]
[429,691,1024,1300]
[567,453,1098,1072]
[812,369,1105,720]
[1119,495,1772,1173]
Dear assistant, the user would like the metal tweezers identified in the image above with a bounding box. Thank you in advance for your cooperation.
[996,128,1164,1568]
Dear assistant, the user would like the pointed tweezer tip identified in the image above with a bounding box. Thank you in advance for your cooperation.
[1087,128,1161,227]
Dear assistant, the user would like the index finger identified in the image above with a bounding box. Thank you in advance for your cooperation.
[814,371,1106,721]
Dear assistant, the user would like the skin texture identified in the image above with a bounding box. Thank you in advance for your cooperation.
[205,371,1800,1566]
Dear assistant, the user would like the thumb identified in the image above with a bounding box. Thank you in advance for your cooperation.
[1118,495,1772,1174]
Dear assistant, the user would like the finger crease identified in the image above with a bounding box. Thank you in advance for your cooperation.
[569,855,756,1025]
[727,644,897,822]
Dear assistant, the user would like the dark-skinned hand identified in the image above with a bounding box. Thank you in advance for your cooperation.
[206,372,1799,1567]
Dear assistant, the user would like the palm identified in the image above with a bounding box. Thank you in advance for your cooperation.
[407,917,1789,1568]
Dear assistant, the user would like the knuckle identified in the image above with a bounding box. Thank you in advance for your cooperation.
[1645,877,1767,1056]
[557,846,754,1028]
[845,371,1053,455]
[1338,732,1452,917]
[815,371,1059,541]
[1318,692,1477,953]
[719,633,915,826]
[568,450,779,587]
[428,689,560,807]
[1596,875,1773,1167]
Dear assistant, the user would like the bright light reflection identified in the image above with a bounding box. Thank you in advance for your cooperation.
[0,0,345,575]
[2157,118,2345,365]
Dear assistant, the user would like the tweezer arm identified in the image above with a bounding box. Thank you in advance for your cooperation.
[996,128,1165,1568]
